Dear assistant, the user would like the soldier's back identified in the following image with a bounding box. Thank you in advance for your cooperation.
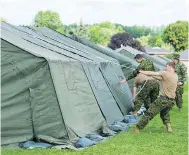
[140,59,155,71]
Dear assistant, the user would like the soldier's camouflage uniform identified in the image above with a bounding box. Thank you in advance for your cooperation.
[134,79,159,112]
[174,56,187,109]
[127,59,157,111]
[126,59,155,81]
[136,97,175,130]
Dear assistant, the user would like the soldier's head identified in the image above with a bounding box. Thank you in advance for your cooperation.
[134,54,143,63]
[172,53,180,64]
[166,62,175,72]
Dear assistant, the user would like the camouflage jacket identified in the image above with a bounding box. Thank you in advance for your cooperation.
[175,61,187,83]
[126,59,155,81]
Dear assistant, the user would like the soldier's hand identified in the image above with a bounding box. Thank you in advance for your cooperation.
[177,82,183,86]
[120,79,126,84]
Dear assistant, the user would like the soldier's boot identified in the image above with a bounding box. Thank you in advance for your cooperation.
[166,123,173,133]
[131,111,138,116]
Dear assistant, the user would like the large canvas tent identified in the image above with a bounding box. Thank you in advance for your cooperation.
[22,26,133,114]
[1,22,133,147]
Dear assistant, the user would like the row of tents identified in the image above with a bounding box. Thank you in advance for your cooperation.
[1,22,171,148]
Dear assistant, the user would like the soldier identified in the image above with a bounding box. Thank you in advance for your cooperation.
[120,54,155,83]
[132,71,159,115]
[172,53,187,111]
[134,62,177,133]
[120,54,157,113]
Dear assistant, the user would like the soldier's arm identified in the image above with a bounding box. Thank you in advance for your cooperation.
[152,76,162,80]
[132,87,137,97]
[126,70,138,81]
[126,65,140,81]
[140,70,161,76]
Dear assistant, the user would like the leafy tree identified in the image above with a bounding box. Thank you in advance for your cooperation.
[120,25,152,38]
[162,21,188,52]
[161,43,174,51]
[64,23,90,39]
[108,32,145,52]
[77,23,90,39]
[56,26,65,34]
[148,35,163,47]
[155,37,163,47]
[136,36,150,46]
[89,22,123,45]
[150,25,165,36]
[34,10,63,30]
[64,24,78,35]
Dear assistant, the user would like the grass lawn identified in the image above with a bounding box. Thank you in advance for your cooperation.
[2,84,188,155]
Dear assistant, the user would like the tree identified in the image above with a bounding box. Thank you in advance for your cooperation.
[108,32,145,52]
[34,10,63,31]
[148,35,163,47]
[150,25,165,36]
[136,36,150,46]
[64,24,78,35]
[64,23,90,39]
[120,25,152,38]
[161,43,174,51]
[77,19,90,39]
[162,21,188,52]
[56,26,65,34]
[89,22,123,45]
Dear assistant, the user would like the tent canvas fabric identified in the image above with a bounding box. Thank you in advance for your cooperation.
[116,46,166,71]
[1,22,133,147]
[1,33,107,146]
[68,35,139,93]
[23,25,133,114]
[157,56,172,62]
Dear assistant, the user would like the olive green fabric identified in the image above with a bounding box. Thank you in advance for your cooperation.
[1,26,107,146]
[82,63,124,123]
[100,62,132,113]
[1,22,127,118]
[116,46,165,71]
[157,56,172,63]
[1,40,73,145]
[19,25,132,115]
[1,22,134,147]
[69,35,138,71]
[48,61,107,138]
[67,35,137,99]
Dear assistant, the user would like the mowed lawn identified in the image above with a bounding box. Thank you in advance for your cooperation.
[2,83,188,155]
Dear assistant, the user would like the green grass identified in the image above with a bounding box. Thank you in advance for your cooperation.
[2,84,188,155]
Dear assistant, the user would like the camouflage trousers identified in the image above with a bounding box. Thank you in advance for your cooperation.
[136,97,175,130]
[175,86,184,108]
[133,79,159,112]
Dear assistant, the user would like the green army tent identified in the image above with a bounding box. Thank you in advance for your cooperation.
[24,26,134,114]
[157,56,172,63]
[116,46,166,71]
[1,22,133,147]
[67,35,139,90]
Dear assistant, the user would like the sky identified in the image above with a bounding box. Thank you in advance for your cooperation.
[0,0,188,26]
